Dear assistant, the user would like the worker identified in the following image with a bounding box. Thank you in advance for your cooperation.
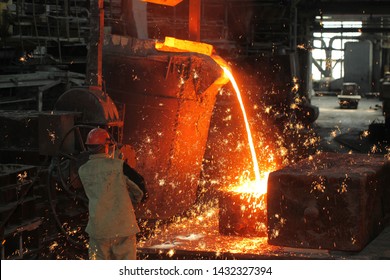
[78,128,145,260]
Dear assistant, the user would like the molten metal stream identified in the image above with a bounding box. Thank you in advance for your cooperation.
[155,36,267,192]
[221,67,263,190]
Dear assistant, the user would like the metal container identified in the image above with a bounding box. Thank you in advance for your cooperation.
[218,188,267,237]
[102,35,229,219]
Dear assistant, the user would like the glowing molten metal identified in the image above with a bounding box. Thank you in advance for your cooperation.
[217,64,272,237]
[155,36,274,237]
[220,66,267,194]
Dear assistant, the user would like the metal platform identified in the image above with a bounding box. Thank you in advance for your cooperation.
[137,204,390,260]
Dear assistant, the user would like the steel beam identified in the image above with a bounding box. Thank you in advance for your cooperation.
[189,0,201,41]
[307,1,390,16]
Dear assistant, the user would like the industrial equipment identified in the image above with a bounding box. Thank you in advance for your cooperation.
[380,72,390,130]
[337,82,361,109]
[218,189,267,237]
[0,0,227,258]
[2,0,389,261]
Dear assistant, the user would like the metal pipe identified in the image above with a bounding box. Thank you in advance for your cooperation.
[87,0,104,89]
[189,0,201,41]
[55,0,62,62]
[0,98,36,105]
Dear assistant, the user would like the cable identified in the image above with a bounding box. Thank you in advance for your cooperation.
[47,163,87,249]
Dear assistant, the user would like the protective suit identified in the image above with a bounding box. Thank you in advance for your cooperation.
[78,153,143,259]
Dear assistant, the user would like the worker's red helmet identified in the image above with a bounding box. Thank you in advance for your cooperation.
[85,128,111,145]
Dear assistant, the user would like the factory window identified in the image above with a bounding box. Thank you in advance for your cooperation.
[312,21,362,81]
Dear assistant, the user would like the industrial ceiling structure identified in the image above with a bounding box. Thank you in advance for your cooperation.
[1,1,389,59]
[1,0,389,103]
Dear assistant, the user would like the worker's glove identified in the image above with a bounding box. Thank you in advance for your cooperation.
[126,178,144,205]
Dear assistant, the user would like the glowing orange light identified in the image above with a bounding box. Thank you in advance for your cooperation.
[142,0,183,6]
[155,36,213,56]
[227,172,270,196]
[221,66,269,193]
[154,36,273,194]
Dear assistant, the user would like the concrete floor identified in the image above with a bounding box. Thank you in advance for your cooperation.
[312,95,384,131]
[311,95,386,153]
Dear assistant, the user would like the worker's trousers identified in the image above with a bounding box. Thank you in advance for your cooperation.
[88,235,137,260]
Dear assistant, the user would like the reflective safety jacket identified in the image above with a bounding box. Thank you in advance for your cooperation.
[78,154,140,239]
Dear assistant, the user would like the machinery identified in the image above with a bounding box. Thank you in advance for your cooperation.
[0,0,232,258]
[380,72,390,130]
[368,72,390,143]
[4,0,371,260]
[337,82,361,109]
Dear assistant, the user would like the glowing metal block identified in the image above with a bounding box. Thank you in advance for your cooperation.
[142,0,183,6]
[218,189,267,237]
[155,36,214,56]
